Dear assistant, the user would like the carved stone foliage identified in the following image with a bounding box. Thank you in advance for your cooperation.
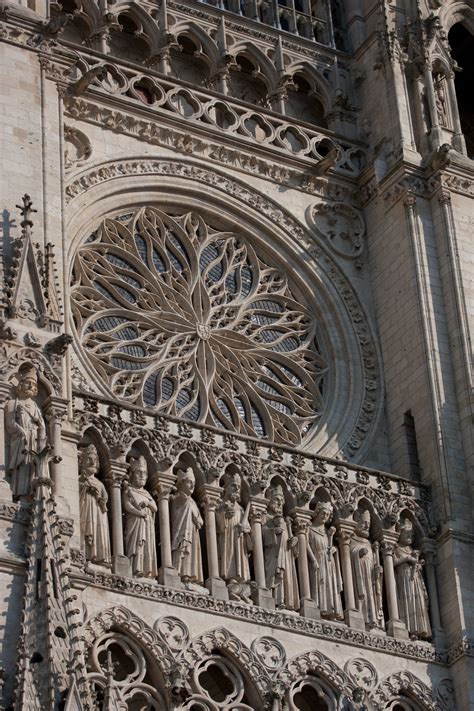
[71,205,326,446]
[308,202,365,262]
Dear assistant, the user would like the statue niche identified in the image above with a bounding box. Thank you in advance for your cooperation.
[123,455,158,578]
[394,518,431,640]
[216,471,253,601]
[262,484,299,611]
[78,443,111,566]
[307,501,343,620]
[350,507,384,631]
[5,363,47,499]
[170,467,204,586]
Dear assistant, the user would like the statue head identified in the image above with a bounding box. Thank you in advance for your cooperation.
[129,455,148,489]
[399,517,414,545]
[223,471,241,502]
[267,484,285,516]
[16,363,39,399]
[312,501,333,525]
[354,507,371,537]
[78,444,100,478]
[176,467,195,496]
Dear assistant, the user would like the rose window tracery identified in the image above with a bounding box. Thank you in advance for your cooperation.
[71,206,327,445]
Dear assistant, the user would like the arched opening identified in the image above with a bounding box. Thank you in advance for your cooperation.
[169,35,209,86]
[449,23,474,156]
[109,13,150,65]
[185,652,261,709]
[285,74,327,127]
[289,675,336,711]
[228,55,268,106]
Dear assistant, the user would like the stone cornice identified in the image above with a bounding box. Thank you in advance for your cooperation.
[70,569,444,665]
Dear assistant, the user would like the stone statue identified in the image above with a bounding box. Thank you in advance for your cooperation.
[262,485,299,610]
[434,73,448,127]
[170,467,204,585]
[123,456,158,578]
[350,508,384,630]
[78,444,111,565]
[5,363,47,499]
[216,472,252,598]
[394,518,431,639]
[307,502,343,620]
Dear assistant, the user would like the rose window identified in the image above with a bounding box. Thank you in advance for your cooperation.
[71,207,327,445]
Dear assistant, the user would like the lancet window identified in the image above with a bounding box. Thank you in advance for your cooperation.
[448,22,474,157]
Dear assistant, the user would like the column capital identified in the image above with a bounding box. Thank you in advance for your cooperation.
[150,471,176,499]
[335,519,356,543]
[105,460,128,487]
[198,484,224,511]
[249,496,268,523]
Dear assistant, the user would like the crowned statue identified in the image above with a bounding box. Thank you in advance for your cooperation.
[350,508,384,630]
[170,467,204,585]
[262,485,299,610]
[307,501,343,620]
[216,471,252,594]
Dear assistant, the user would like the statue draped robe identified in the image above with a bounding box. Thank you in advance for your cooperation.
[171,493,203,583]
[394,545,431,639]
[5,397,46,497]
[79,476,111,565]
[123,486,158,577]
[308,526,343,619]
[216,501,251,582]
[350,535,384,628]
[262,516,299,610]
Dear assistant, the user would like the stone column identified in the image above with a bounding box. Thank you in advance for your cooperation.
[199,485,228,600]
[422,541,443,642]
[380,533,408,639]
[293,509,319,619]
[152,471,181,589]
[336,521,365,630]
[44,395,68,490]
[249,496,275,609]
[0,382,13,499]
[446,71,466,154]
[105,460,131,576]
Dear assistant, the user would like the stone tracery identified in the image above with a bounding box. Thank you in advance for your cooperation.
[71,205,327,446]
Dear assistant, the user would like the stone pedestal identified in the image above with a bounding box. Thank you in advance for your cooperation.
[252,587,275,610]
[159,565,182,589]
[300,599,320,620]
[113,554,131,577]
[206,577,229,600]
[344,609,366,630]
[387,619,409,639]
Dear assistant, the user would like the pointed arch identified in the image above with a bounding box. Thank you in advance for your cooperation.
[278,648,354,697]
[178,627,272,702]
[228,42,279,89]
[285,61,333,113]
[171,20,221,69]
[440,1,474,34]
[107,1,161,57]
[370,670,437,711]
[83,605,174,675]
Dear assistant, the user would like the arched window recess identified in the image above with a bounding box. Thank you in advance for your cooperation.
[448,22,474,157]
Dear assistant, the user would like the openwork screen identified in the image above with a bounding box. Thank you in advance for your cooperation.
[71,207,326,444]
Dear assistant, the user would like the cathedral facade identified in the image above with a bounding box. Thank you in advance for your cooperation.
[0,0,473,708]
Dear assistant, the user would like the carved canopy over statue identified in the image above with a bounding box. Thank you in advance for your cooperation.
[5,363,47,499]
[123,456,158,578]
[78,443,111,566]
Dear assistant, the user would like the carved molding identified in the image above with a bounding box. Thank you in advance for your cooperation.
[76,571,440,663]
